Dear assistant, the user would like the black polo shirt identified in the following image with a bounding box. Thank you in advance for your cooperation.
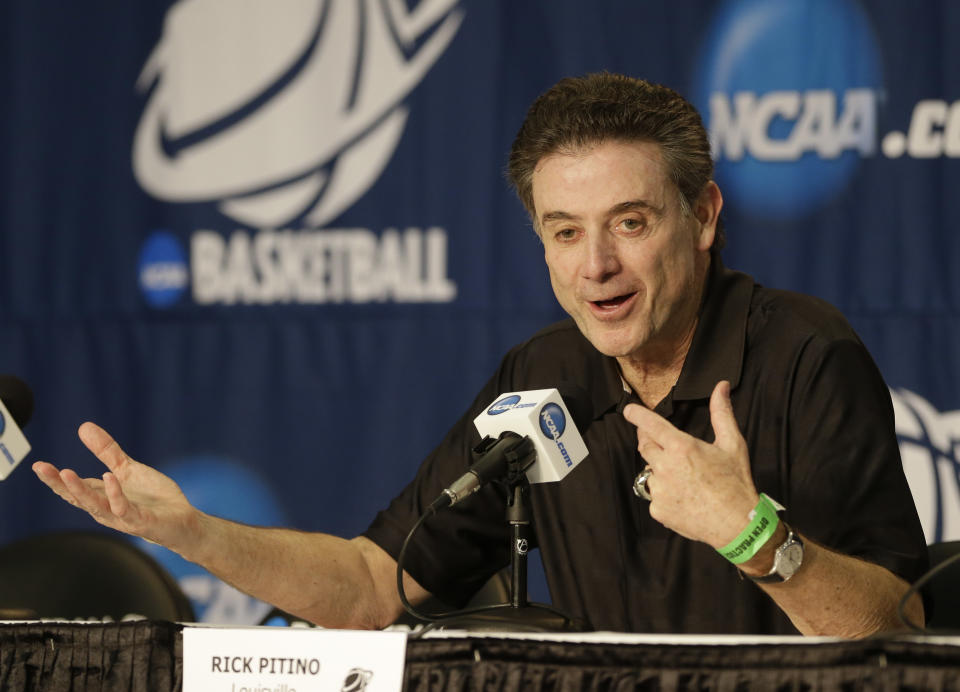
[364,259,928,634]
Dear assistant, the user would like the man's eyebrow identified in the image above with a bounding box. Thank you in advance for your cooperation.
[539,199,666,227]
[608,199,665,217]
[539,210,578,225]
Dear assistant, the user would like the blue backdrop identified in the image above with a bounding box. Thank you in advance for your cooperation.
[2,0,958,623]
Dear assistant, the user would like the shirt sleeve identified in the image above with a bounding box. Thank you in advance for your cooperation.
[784,334,929,585]
[361,365,515,608]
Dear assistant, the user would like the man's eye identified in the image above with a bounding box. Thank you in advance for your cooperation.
[619,218,645,233]
[555,228,578,241]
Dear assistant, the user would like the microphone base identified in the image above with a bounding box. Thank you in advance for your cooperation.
[420,603,590,634]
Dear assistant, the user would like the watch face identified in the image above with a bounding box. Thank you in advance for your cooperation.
[779,542,804,578]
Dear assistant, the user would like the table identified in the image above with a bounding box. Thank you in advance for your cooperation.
[2,621,960,690]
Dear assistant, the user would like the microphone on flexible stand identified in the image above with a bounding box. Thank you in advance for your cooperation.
[400,386,593,633]
[0,375,34,481]
[428,431,536,513]
[430,385,591,509]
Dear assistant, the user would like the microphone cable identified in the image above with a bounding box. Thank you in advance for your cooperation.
[396,485,585,634]
[896,547,960,634]
[395,503,516,628]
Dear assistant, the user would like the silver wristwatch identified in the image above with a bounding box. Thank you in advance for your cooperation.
[750,523,804,583]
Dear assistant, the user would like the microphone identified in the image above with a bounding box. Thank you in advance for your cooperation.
[432,387,590,510]
[0,375,33,481]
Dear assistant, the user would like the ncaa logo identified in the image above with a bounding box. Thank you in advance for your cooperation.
[132,0,463,228]
[692,0,882,217]
[539,403,566,439]
[489,395,521,415]
[138,231,189,308]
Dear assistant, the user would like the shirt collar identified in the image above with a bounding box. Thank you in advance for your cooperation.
[595,253,754,416]
[599,349,632,417]
[672,253,753,401]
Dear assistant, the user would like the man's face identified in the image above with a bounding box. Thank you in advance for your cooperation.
[532,139,718,363]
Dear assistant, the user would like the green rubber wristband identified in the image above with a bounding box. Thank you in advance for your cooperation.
[717,493,780,564]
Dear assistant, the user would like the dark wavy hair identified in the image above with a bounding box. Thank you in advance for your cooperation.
[507,72,724,248]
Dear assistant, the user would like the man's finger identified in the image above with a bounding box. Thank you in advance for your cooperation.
[59,468,112,518]
[32,462,82,506]
[623,403,681,445]
[33,461,64,487]
[709,380,744,453]
[103,472,132,519]
[78,422,130,474]
[630,423,674,471]
[636,435,666,465]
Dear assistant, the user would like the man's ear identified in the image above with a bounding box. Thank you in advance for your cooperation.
[694,181,723,251]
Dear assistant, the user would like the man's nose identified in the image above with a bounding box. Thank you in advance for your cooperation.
[582,231,620,280]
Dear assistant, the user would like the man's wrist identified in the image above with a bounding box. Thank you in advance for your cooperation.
[175,509,213,563]
[736,521,788,578]
[716,493,781,564]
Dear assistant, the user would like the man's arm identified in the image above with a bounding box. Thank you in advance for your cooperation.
[32,422,431,629]
[623,380,924,638]
[737,521,923,637]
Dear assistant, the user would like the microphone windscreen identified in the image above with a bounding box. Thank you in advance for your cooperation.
[0,375,34,428]
[474,387,589,484]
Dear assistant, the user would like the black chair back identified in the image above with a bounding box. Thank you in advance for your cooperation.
[923,540,960,630]
[0,530,195,622]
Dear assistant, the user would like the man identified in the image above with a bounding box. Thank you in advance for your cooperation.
[33,73,927,635]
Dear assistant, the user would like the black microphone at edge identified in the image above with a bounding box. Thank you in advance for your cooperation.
[0,375,34,429]
[0,375,34,480]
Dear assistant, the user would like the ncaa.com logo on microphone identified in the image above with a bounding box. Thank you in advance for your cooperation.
[539,402,574,468]
[134,0,463,308]
[693,0,960,219]
[487,395,535,415]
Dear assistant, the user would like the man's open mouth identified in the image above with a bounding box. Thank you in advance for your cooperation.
[591,293,635,309]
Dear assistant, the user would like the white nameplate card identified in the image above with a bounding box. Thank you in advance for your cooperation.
[183,626,407,692]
